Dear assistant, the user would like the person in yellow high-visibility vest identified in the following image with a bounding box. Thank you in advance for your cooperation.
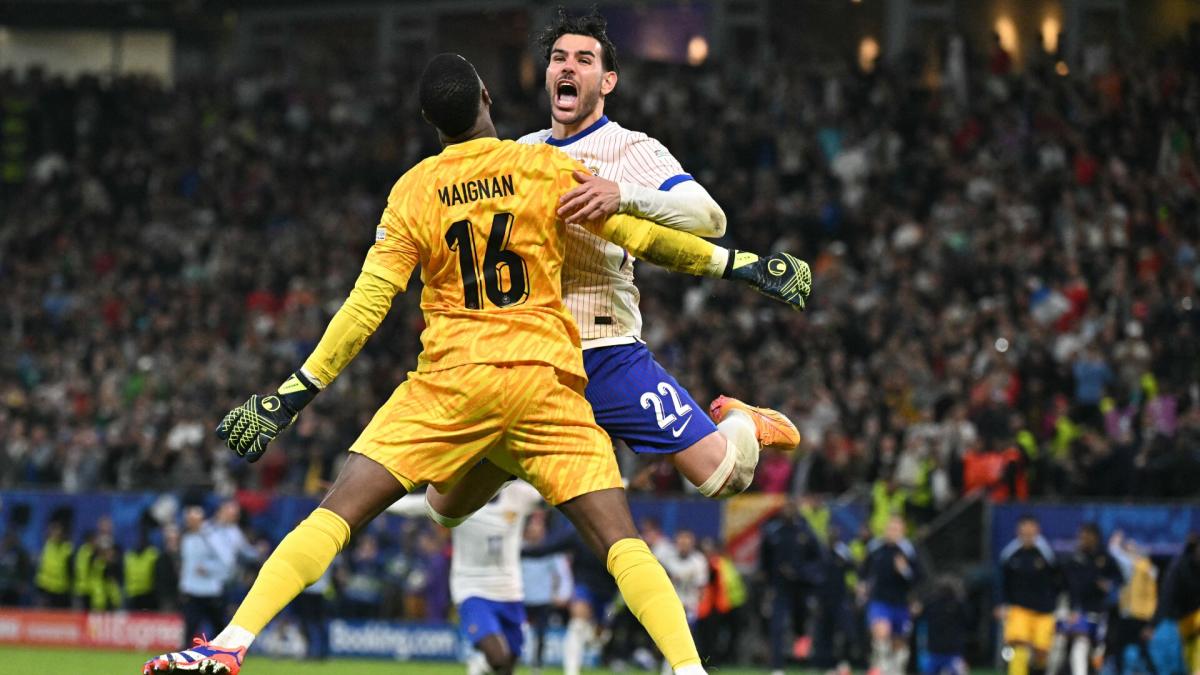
[125,527,162,611]
[72,532,96,609]
[89,542,123,612]
[35,520,73,608]
[800,495,831,541]
[870,480,907,537]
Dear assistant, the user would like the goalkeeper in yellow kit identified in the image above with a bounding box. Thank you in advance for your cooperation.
[141,54,809,675]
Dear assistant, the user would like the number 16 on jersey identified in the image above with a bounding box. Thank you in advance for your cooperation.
[445,212,530,309]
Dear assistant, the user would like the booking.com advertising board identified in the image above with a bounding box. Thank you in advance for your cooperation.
[990,502,1200,559]
[252,618,591,666]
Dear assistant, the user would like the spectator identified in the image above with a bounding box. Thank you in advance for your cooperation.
[658,529,709,672]
[156,523,182,611]
[34,519,72,608]
[1,33,1198,509]
[337,533,386,619]
[1062,523,1124,675]
[296,568,332,660]
[72,516,114,609]
[1155,535,1200,674]
[761,499,826,675]
[695,537,748,667]
[124,524,161,611]
[0,530,32,606]
[521,513,572,675]
[179,506,231,642]
[812,526,860,674]
[861,515,922,675]
[916,575,971,675]
[1106,532,1158,675]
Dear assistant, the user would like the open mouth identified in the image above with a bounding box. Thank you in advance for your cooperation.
[555,80,579,108]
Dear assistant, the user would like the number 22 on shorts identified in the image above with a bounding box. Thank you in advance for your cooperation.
[640,382,694,437]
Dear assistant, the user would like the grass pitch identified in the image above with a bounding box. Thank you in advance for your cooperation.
[0,645,802,674]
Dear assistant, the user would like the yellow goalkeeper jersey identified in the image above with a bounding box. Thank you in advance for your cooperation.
[363,137,594,380]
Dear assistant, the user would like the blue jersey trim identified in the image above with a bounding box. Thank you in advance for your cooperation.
[545,115,610,147]
[658,173,695,191]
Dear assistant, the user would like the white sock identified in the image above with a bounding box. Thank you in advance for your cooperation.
[1047,633,1067,675]
[467,650,493,675]
[709,410,760,496]
[873,636,891,672]
[210,624,256,650]
[564,617,590,675]
[675,665,708,675]
[892,644,911,675]
[1070,637,1090,675]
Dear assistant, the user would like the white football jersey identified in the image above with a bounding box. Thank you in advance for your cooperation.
[659,548,710,620]
[446,480,543,604]
[517,116,692,349]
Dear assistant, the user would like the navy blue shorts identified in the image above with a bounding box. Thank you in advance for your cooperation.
[867,601,913,636]
[923,653,966,675]
[583,343,717,454]
[459,596,526,656]
[1062,612,1106,640]
[572,582,615,623]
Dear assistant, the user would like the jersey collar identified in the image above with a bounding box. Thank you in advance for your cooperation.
[546,115,609,147]
[441,137,502,155]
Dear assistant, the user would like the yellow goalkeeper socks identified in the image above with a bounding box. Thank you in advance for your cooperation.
[606,537,701,671]
[1185,634,1200,674]
[226,508,350,637]
[1009,645,1030,675]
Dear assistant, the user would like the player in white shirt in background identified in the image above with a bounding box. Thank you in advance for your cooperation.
[520,514,574,675]
[388,481,544,675]
[658,530,710,675]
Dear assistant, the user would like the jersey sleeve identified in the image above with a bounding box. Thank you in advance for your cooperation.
[300,270,400,385]
[362,177,420,290]
[619,134,693,191]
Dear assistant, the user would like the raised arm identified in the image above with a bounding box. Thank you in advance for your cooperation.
[217,182,418,463]
[544,146,812,309]
[587,214,812,310]
[216,270,402,462]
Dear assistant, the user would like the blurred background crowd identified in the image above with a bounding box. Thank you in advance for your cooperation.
[2,15,1198,519]
[1,1,1200,671]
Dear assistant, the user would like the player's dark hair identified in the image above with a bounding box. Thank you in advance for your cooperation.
[419,53,483,138]
[1079,522,1102,539]
[536,6,620,74]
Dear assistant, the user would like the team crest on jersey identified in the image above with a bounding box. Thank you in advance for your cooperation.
[375,227,386,243]
[504,511,518,524]
[587,165,600,176]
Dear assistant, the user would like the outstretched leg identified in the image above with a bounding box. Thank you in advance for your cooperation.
[144,453,408,673]
[222,453,408,640]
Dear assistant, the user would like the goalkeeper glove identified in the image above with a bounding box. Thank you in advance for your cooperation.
[723,250,813,310]
[216,370,321,463]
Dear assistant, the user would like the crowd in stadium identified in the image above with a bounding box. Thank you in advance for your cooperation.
[2,26,1199,518]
